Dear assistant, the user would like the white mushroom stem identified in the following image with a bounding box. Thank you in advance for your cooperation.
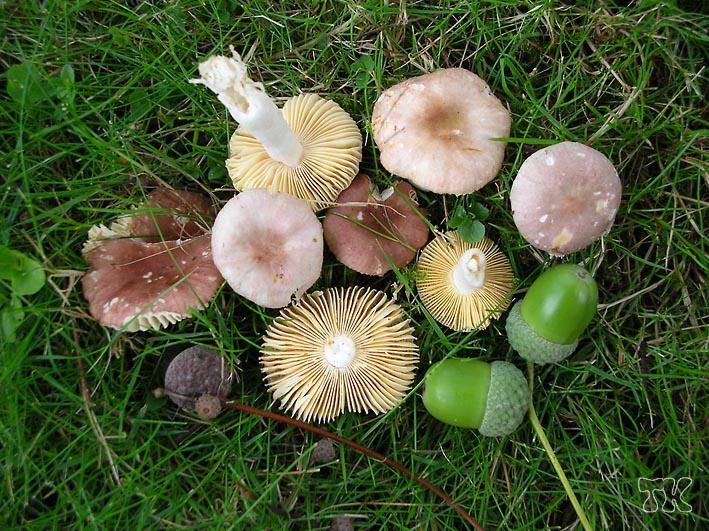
[190,47,303,167]
[323,335,356,368]
[451,248,487,294]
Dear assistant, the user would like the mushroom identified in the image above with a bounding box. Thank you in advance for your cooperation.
[211,189,323,308]
[191,47,362,210]
[261,286,419,423]
[322,174,430,276]
[162,345,236,419]
[371,68,511,195]
[416,232,514,332]
[510,141,622,256]
[82,189,222,332]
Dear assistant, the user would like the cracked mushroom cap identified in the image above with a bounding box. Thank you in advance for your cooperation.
[372,68,511,195]
[261,286,419,423]
[211,189,323,308]
[228,93,362,210]
[510,142,622,256]
[323,174,430,276]
[82,189,222,332]
[417,232,514,332]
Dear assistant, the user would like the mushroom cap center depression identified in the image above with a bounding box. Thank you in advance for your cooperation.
[417,100,471,144]
[323,335,357,368]
[451,248,488,295]
[246,233,289,281]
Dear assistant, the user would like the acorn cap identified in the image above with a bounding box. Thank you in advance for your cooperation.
[164,346,235,411]
[261,286,419,423]
[510,142,622,256]
[323,174,430,276]
[416,232,514,332]
[82,189,222,332]
[505,301,578,364]
[479,361,529,437]
[211,189,323,308]
[228,93,362,210]
[372,68,511,195]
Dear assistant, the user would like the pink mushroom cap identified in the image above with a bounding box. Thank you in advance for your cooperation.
[211,189,323,308]
[510,142,622,256]
[83,237,222,331]
[372,68,511,195]
[82,189,222,331]
[323,174,430,276]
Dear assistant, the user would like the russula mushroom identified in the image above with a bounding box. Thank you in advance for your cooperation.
[163,345,235,419]
[261,286,419,423]
[82,189,222,332]
[323,174,430,276]
[422,358,529,437]
[191,47,362,210]
[510,141,622,255]
[416,232,514,332]
[506,264,598,365]
[211,189,323,308]
[371,68,511,195]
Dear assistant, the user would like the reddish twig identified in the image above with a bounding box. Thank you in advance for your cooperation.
[222,400,484,530]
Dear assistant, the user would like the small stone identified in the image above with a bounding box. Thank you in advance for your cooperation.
[164,346,235,413]
[330,516,354,531]
[310,438,336,465]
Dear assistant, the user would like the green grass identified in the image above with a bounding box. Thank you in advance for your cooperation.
[1,0,707,529]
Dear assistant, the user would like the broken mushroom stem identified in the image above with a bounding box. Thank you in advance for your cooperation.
[190,46,303,167]
[452,248,487,294]
[219,399,484,530]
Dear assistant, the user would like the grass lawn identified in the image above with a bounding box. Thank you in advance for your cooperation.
[1,0,706,529]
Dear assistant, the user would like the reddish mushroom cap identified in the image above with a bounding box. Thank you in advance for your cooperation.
[510,142,622,256]
[211,189,323,308]
[372,68,511,195]
[82,189,222,331]
[323,174,430,276]
[123,188,214,241]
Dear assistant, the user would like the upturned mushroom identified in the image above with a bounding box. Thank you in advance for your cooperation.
[191,47,362,210]
[261,286,419,423]
[510,141,622,256]
[323,174,430,276]
[372,68,511,195]
[211,189,323,308]
[417,232,514,332]
[82,189,222,332]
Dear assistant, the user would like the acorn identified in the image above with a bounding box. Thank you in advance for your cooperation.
[506,264,598,364]
[422,358,529,437]
[162,346,235,420]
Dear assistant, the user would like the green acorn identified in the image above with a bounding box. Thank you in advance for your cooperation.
[506,264,598,364]
[422,358,529,437]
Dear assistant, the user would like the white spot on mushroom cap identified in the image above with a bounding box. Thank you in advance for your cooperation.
[356,211,364,221]
[539,214,548,223]
[545,156,555,166]
[410,83,425,92]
